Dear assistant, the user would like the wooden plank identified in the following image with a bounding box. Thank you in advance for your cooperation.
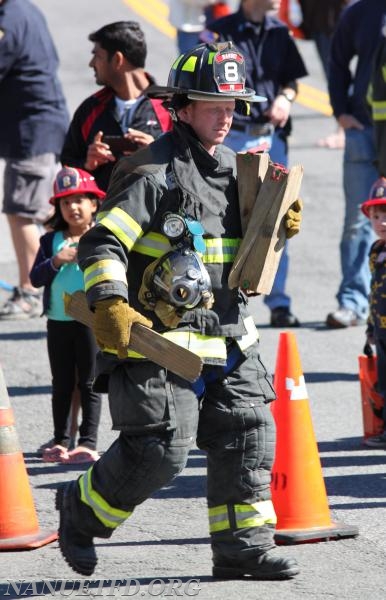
[64,291,203,383]
[236,152,269,235]
[229,161,286,289]
[229,163,303,294]
[238,164,303,294]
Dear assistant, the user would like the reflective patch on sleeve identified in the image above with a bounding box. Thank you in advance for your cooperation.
[97,207,143,252]
[84,259,127,291]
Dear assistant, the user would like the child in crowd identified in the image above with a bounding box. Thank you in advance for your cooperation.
[361,177,386,448]
[30,167,105,463]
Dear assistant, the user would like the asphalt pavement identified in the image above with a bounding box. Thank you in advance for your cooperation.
[0,1,385,598]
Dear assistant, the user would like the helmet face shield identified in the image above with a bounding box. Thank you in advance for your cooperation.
[146,42,266,103]
[151,247,213,310]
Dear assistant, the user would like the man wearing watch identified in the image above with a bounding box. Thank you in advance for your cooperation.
[202,0,307,327]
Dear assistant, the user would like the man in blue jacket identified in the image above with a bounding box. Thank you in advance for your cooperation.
[326,0,386,328]
[0,0,69,319]
[202,0,308,328]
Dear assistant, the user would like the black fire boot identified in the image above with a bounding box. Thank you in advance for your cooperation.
[56,482,97,576]
[212,551,299,580]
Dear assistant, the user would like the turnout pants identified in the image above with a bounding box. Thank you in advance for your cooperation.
[68,341,277,561]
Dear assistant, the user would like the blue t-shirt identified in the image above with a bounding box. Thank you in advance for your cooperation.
[47,231,84,321]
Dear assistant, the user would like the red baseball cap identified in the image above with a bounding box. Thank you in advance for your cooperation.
[361,177,386,217]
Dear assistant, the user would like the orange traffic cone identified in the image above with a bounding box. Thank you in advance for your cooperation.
[271,332,358,544]
[0,365,57,550]
[358,352,384,439]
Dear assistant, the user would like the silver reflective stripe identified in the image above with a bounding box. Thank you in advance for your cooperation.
[79,468,132,529]
[97,207,142,252]
[132,232,171,258]
[203,238,240,263]
[208,504,230,533]
[84,259,127,292]
[235,500,277,528]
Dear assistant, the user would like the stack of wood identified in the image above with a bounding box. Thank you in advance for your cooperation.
[228,152,304,295]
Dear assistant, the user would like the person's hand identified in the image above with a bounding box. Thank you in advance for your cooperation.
[285,198,303,239]
[84,131,116,171]
[337,114,364,131]
[265,94,291,128]
[93,297,152,359]
[123,128,154,154]
[52,244,78,267]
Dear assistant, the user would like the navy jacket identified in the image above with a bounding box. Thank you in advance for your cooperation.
[206,9,308,130]
[30,231,59,315]
[0,0,69,158]
[329,0,386,125]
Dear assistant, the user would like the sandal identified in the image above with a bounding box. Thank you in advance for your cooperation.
[42,444,70,463]
[37,438,55,457]
[64,446,99,464]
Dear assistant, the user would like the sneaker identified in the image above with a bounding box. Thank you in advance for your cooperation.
[270,307,300,328]
[0,286,42,320]
[363,433,386,449]
[213,552,299,580]
[56,483,97,576]
[326,307,365,328]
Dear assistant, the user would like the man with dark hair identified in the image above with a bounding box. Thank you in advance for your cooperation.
[61,21,171,191]
[56,42,301,580]
[88,21,147,68]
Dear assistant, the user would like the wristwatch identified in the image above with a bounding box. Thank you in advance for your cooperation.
[280,91,296,103]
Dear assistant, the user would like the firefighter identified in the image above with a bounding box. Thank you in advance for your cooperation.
[56,42,302,580]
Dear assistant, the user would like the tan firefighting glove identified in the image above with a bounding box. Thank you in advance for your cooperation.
[285,198,303,239]
[93,297,152,359]
[139,260,183,328]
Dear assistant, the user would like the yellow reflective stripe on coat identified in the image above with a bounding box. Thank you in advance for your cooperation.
[163,330,227,359]
[102,317,257,360]
[371,99,386,121]
[103,331,228,360]
[84,259,127,292]
[78,468,132,529]
[208,504,230,533]
[97,207,143,252]
[235,501,277,529]
[132,232,171,258]
[131,235,240,262]
[203,238,240,264]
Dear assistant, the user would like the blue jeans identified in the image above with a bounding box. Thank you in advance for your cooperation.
[337,127,377,319]
[225,127,291,311]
